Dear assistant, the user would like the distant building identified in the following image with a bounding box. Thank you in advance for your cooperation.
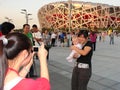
[38,1,120,30]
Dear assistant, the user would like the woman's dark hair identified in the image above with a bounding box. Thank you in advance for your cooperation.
[78,30,89,38]
[0,32,32,90]
[1,22,15,35]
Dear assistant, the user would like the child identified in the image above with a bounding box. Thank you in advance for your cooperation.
[66,35,82,62]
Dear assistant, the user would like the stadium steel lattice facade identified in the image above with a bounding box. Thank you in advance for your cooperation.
[38,1,120,30]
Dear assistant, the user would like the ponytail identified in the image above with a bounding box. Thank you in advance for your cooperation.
[0,39,8,90]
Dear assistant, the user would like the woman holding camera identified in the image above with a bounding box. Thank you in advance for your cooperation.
[0,32,50,90]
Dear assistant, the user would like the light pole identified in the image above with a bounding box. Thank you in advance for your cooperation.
[21,9,32,24]
[68,0,72,32]
[81,4,83,29]
[5,17,12,22]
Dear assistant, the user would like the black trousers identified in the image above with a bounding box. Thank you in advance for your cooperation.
[51,38,56,47]
[110,37,114,44]
[71,66,92,90]
[92,42,96,51]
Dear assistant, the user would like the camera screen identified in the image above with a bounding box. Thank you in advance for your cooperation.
[33,47,38,52]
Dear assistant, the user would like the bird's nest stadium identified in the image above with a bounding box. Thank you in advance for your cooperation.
[38,1,120,31]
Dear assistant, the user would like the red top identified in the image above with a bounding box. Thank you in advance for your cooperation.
[12,78,50,90]
[0,32,2,36]
[6,68,50,90]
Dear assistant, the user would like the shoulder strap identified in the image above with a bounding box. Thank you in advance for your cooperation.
[4,77,23,90]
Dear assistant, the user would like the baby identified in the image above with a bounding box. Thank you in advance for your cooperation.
[66,35,82,62]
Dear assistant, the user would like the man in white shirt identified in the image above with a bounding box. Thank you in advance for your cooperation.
[51,31,56,47]
[32,24,42,46]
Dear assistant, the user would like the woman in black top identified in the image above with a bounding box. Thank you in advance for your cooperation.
[71,30,93,90]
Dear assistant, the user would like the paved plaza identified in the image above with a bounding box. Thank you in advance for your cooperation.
[34,35,120,90]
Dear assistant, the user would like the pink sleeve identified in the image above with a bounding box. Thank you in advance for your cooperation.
[35,78,51,90]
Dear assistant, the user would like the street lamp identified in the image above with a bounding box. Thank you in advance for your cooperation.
[68,0,72,32]
[5,17,12,22]
[21,9,32,24]
[81,4,83,29]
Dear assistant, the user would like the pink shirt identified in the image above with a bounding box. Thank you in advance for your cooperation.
[12,78,50,90]
[90,33,97,42]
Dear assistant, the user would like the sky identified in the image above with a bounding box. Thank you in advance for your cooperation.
[0,0,120,29]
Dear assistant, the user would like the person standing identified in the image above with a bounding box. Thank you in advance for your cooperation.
[101,31,106,42]
[0,22,15,38]
[109,31,114,45]
[23,24,34,77]
[66,32,71,47]
[23,24,34,45]
[89,31,97,51]
[98,32,102,42]
[71,30,93,90]
[51,31,57,47]
[59,31,65,47]
[32,24,43,46]
[42,30,51,61]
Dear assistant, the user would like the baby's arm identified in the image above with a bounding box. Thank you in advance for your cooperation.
[74,44,82,57]
[75,44,82,49]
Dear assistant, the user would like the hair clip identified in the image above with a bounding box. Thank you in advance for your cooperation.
[3,38,8,45]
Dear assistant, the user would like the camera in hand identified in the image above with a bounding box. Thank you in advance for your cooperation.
[33,46,38,52]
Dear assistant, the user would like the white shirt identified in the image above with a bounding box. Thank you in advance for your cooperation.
[32,31,42,46]
[51,33,56,39]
